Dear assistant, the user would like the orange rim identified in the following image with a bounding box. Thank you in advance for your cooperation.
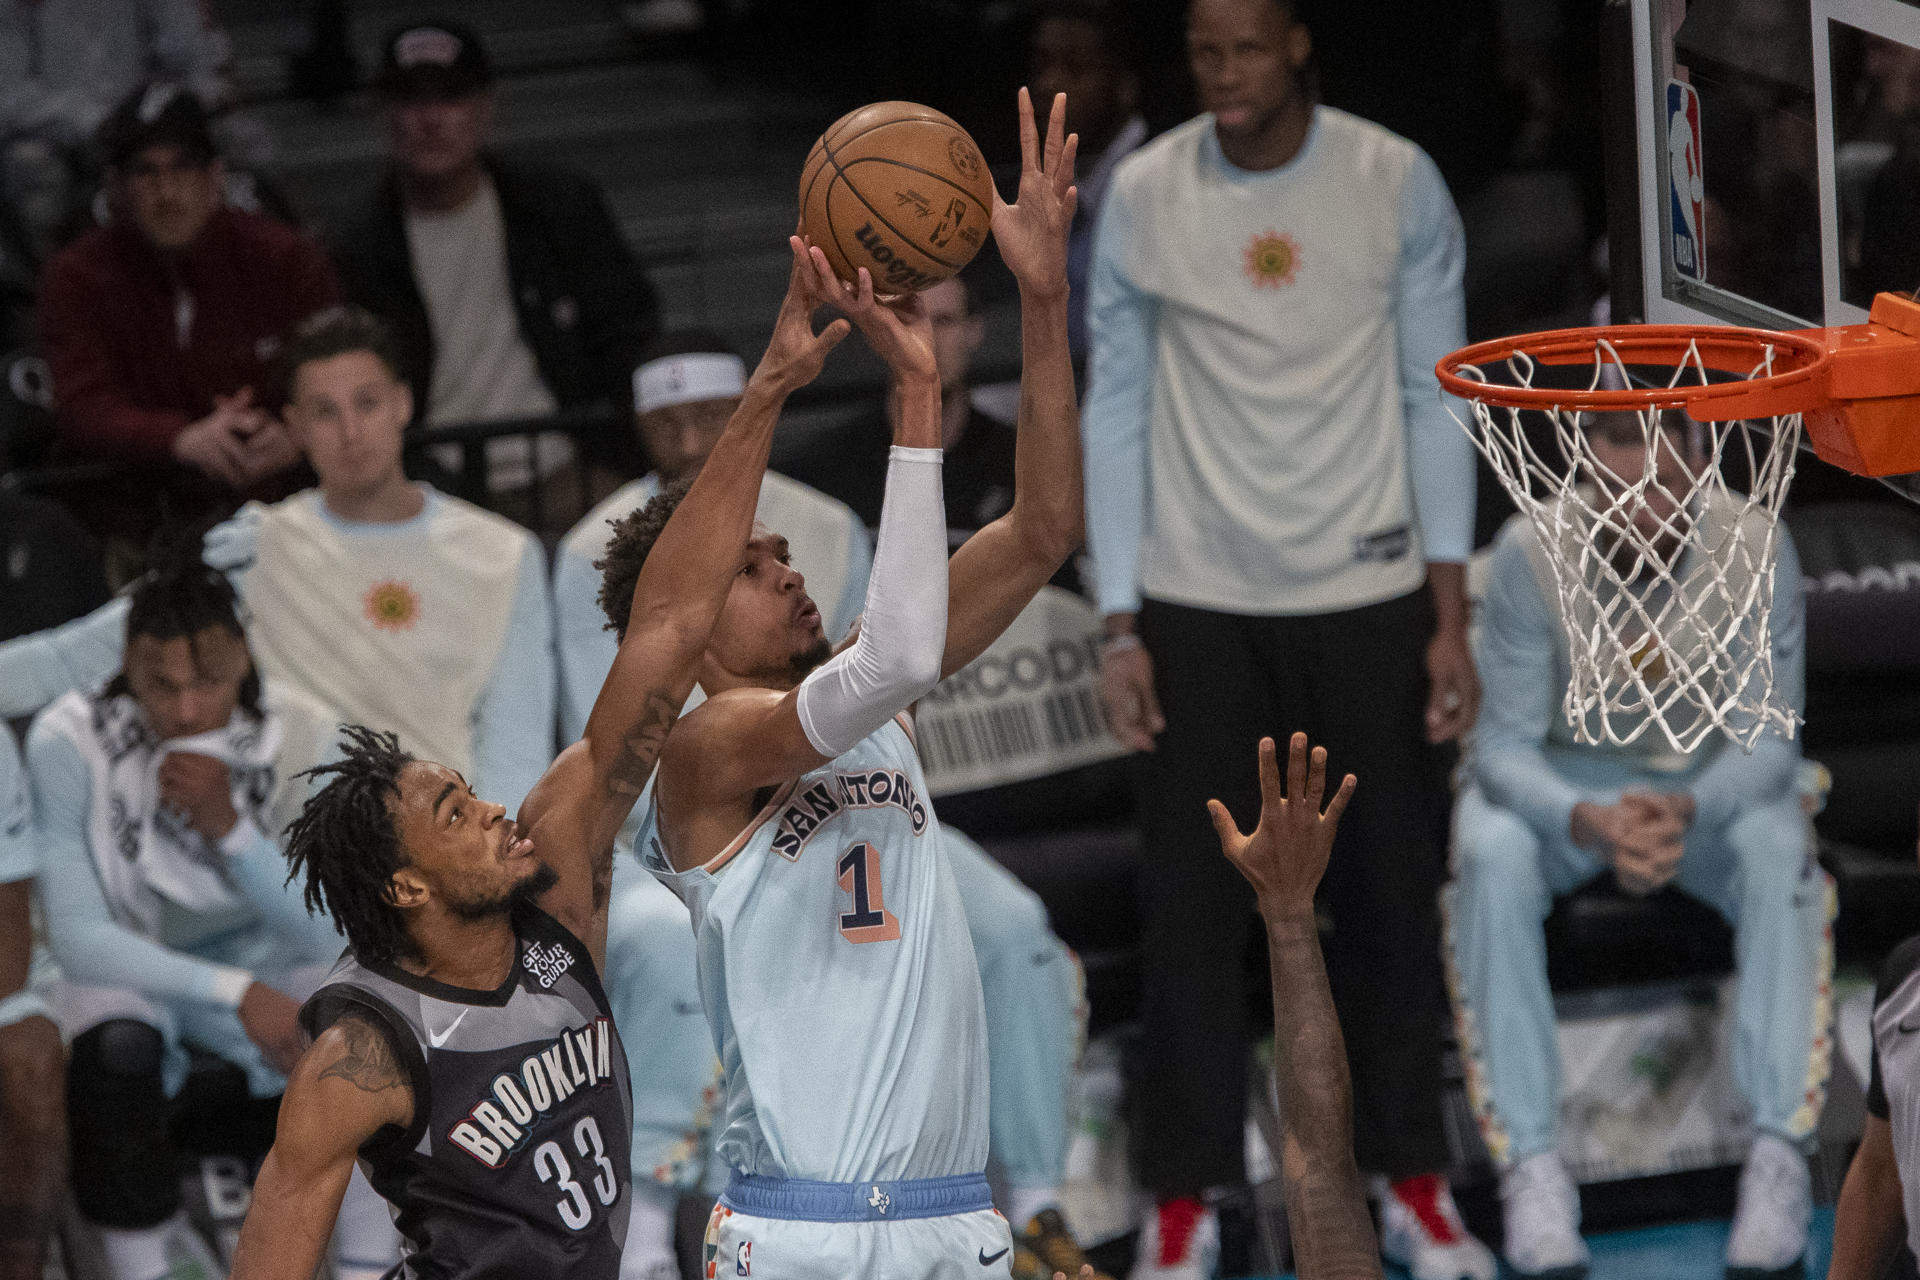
[1436,323,1833,421]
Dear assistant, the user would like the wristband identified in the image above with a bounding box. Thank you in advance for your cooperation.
[208,967,255,1009]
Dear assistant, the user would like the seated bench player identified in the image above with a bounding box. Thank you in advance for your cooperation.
[0,306,557,819]
[24,563,379,1280]
[558,335,1099,1279]
[0,727,63,1280]
[1444,410,1830,1280]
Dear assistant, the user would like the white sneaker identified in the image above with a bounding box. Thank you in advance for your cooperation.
[1499,1153,1590,1279]
[1377,1175,1498,1280]
[1726,1133,1811,1277]
[1128,1197,1218,1280]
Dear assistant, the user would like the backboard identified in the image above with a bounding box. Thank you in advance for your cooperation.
[1609,0,1920,332]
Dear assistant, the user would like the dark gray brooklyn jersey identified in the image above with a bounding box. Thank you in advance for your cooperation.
[301,904,632,1280]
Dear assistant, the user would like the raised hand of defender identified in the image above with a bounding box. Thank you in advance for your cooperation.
[800,242,937,384]
[1210,734,1356,916]
[752,236,855,395]
[991,87,1078,296]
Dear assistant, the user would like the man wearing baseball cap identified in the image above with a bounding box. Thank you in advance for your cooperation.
[334,20,660,526]
[34,81,341,539]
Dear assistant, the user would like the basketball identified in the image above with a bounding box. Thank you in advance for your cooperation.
[798,101,996,295]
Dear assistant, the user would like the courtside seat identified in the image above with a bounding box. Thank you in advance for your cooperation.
[1788,501,1920,964]
[1543,877,1734,993]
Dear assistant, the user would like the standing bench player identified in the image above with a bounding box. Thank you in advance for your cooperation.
[627,89,1080,1279]
[223,239,859,1280]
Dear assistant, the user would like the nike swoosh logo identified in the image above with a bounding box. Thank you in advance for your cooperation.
[428,1010,468,1047]
[978,1247,1009,1266]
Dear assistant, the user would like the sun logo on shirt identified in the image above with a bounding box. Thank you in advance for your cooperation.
[1244,230,1301,288]
[364,581,419,631]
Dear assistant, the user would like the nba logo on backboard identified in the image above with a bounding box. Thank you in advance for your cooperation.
[1666,80,1705,280]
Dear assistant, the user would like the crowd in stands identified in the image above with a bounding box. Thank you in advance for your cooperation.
[0,2,1902,1280]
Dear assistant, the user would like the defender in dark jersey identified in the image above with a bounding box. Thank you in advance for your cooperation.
[226,242,856,1280]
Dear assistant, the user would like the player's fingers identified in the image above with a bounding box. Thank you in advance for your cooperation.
[1207,799,1243,853]
[1057,134,1080,190]
[816,317,851,348]
[1043,91,1066,172]
[804,244,842,296]
[1256,735,1283,814]
[1017,85,1039,170]
[1305,743,1327,810]
[1285,732,1309,809]
[1324,772,1357,825]
[1111,695,1151,751]
[1142,682,1166,737]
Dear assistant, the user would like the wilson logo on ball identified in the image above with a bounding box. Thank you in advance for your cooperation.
[853,223,941,292]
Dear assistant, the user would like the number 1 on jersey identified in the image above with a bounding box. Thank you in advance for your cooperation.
[836,842,902,943]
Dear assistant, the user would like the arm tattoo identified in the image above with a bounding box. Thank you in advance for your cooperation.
[1265,914,1383,1280]
[606,693,679,799]
[316,1016,409,1096]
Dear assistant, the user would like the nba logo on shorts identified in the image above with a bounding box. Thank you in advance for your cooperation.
[736,1241,750,1276]
[1666,80,1705,280]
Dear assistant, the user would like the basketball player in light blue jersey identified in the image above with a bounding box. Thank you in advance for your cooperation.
[616,90,1081,1279]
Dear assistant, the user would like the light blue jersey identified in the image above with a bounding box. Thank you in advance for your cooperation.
[640,716,989,1186]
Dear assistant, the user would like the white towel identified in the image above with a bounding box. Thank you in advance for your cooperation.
[39,686,283,935]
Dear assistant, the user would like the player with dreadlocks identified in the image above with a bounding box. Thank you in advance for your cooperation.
[226,239,856,1280]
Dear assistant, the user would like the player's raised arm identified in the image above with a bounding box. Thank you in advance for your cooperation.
[1211,735,1382,1280]
[229,1014,414,1280]
[654,257,950,830]
[941,87,1082,675]
[526,239,851,906]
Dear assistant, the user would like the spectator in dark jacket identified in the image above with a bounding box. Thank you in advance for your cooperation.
[331,21,659,522]
[35,83,341,538]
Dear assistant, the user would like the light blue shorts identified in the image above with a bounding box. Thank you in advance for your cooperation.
[706,1173,1014,1279]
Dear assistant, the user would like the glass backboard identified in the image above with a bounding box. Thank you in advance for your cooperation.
[1615,0,1920,331]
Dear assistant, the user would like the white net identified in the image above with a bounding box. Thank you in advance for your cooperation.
[1448,337,1803,755]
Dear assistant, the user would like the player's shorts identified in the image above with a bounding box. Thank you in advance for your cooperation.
[705,1172,1014,1279]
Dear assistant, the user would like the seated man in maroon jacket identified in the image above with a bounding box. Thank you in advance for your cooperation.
[35,83,341,535]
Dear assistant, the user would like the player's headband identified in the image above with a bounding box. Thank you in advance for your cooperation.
[633,353,747,415]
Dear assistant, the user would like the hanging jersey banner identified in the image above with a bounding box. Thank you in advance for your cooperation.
[914,587,1126,797]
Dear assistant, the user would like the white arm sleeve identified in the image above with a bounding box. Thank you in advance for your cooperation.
[796,446,947,757]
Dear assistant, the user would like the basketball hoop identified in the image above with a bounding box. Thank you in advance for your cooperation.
[1437,291,1920,755]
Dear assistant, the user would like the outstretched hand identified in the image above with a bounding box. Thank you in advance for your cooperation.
[992,87,1078,297]
[752,236,856,395]
[798,241,938,385]
[1210,734,1356,917]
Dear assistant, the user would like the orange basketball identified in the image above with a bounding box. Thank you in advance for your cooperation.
[798,101,995,294]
